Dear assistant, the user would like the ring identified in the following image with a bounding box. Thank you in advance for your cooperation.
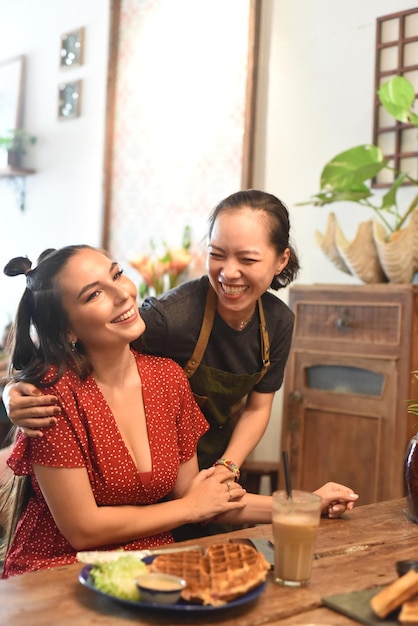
[226,481,231,491]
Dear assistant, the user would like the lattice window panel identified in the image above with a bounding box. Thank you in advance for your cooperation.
[373,8,418,187]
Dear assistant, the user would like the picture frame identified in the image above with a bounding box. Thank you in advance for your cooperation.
[60,27,84,68]
[58,80,82,120]
[0,55,25,168]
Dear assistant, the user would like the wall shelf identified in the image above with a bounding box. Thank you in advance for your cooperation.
[0,166,35,211]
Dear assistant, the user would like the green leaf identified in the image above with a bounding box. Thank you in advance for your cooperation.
[320,145,388,191]
[139,282,149,299]
[297,188,373,207]
[159,250,172,263]
[378,76,416,124]
[381,173,408,210]
[182,225,192,250]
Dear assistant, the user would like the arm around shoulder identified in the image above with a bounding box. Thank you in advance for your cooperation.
[5,381,60,436]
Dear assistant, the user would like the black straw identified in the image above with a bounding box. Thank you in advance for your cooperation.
[282,450,292,499]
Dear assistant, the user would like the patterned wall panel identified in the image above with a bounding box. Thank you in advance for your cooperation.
[106,0,255,274]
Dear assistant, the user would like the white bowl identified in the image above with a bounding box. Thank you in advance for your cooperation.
[135,572,186,604]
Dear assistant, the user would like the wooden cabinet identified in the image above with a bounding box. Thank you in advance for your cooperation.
[280,284,418,504]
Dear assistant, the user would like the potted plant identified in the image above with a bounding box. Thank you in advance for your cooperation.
[0,128,37,169]
[404,371,418,523]
[301,76,418,283]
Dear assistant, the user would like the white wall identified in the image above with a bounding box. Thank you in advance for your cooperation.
[256,0,418,287]
[0,0,110,331]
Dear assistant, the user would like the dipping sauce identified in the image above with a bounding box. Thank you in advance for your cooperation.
[139,575,184,591]
[135,572,186,604]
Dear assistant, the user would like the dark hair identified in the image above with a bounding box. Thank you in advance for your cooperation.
[1,246,95,565]
[3,245,96,385]
[3,244,145,386]
[207,189,300,289]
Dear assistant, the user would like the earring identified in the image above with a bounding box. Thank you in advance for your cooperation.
[70,340,77,352]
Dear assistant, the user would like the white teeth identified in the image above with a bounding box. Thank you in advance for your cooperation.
[222,285,248,295]
[112,307,135,323]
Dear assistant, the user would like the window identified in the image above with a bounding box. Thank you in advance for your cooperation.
[373,8,418,187]
[102,0,260,262]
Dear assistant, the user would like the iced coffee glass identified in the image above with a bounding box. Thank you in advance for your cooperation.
[272,490,322,586]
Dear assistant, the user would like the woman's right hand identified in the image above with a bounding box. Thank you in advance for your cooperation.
[182,467,246,523]
[5,381,60,437]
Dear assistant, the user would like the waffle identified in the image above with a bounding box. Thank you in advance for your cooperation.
[150,542,270,606]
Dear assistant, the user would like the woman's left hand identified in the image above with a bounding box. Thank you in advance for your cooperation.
[314,482,359,518]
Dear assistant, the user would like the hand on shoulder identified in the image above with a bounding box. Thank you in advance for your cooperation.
[6,381,59,437]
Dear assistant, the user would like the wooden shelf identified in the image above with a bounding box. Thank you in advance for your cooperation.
[0,166,35,178]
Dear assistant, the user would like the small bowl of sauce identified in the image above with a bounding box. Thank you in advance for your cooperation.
[135,572,186,604]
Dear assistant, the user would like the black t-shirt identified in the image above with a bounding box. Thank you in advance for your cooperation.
[140,276,294,394]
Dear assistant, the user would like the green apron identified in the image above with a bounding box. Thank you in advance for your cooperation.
[173,285,271,540]
[184,284,271,470]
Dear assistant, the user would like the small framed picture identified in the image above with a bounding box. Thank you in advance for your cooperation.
[60,27,84,68]
[58,80,82,120]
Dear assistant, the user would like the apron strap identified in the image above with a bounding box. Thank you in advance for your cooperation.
[258,297,271,372]
[184,285,217,379]
[184,285,271,380]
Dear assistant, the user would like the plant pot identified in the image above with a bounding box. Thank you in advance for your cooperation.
[404,434,418,523]
[315,210,418,284]
[373,210,418,284]
[7,149,22,168]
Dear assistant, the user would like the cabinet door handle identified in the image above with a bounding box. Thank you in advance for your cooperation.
[336,317,352,328]
[336,308,352,329]
[289,390,303,403]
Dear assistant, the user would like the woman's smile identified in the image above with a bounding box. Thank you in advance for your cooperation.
[111,306,137,324]
[219,281,249,297]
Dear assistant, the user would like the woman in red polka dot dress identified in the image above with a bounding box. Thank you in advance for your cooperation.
[0,245,270,578]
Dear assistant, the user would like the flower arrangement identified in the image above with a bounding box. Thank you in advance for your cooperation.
[129,226,193,298]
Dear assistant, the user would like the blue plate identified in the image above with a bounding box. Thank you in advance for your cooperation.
[78,557,266,613]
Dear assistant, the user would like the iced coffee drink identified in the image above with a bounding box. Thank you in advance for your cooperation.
[272,490,322,586]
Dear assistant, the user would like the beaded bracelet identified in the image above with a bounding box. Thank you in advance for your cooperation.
[213,458,240,481]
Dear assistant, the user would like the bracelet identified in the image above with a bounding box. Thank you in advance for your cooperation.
[213,458,240,482]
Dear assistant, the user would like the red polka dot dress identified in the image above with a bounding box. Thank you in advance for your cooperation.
[3,352,208,578]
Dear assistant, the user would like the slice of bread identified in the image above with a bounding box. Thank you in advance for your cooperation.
[399,597,418,625]
[371,570,418,618]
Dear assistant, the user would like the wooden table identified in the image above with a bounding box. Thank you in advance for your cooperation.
[1,498,417,625]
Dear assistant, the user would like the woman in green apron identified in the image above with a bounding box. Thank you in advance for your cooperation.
[3,191,359,525]
[141,189,297,476]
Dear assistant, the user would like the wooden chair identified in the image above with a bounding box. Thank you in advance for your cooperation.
[240,460,279,495]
